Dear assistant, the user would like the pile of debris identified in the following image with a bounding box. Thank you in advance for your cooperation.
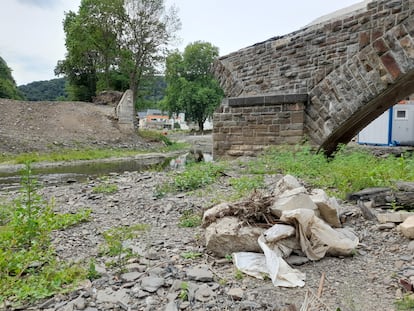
[202,175,359,288]
[349,184,414,239]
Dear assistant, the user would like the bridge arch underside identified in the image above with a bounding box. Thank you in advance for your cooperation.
[308,70,414,155]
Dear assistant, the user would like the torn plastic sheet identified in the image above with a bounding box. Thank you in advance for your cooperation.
[234,209,359,288]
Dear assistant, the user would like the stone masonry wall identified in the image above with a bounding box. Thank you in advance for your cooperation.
[213,0,412,98]
[213,0,414,156]
[213,95,307,158]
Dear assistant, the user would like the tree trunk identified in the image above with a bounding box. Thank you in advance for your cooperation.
[198,119,204,132]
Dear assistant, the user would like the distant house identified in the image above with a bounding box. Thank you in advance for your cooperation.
[358,101,414,146]
[137,109,172,129]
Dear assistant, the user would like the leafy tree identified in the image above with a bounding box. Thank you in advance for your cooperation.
[164,41,224,131]
[55,10,98,101]
[0,57,23,100]
[117,0,180,106]
[56,0,180,106]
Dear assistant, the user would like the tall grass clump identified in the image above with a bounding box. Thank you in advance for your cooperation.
[249,145,414,198]
[0,163,90,306]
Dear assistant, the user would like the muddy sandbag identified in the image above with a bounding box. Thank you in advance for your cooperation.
[280,209,359,261]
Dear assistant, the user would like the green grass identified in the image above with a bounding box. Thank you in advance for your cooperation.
[229,175,265,199]
[0,163,90,306]
[0,143,188,165]
[178,210,202,228]
[247,145,414,199]
[396,295,414,310]
[92,183,118,194]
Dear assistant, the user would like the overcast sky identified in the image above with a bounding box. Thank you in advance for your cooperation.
[0,0,365,85]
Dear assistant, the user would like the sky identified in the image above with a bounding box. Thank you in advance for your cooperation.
[0,0,365,86]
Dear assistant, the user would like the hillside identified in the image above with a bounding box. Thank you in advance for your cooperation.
[0,99,145,154]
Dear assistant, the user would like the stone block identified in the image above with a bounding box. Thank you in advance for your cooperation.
[377,212,414,224]
[205,217,265,257]
[398,216,414,239]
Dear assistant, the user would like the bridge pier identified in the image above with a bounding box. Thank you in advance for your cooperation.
[213,94,308,159]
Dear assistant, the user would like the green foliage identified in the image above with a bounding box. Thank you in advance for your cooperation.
[164,41,224,131]
[0,163,89,306]
[248,145,414,198]
[138,129,173,146]
[101,224,149,269]
[0,56,23,100]
[57,0,180,104]
[180,251,202,259]
[178,210,202,228]
[395,295,414,310]
[0,145,188,165]
[229,175,265,198]
[18,78,67,101]
[87,259,101,280]
[92,183,118,194]
[173,162,224,192]
[178,282,189,301]
[234,269,244,280]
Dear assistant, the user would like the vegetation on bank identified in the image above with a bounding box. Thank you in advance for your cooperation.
[0,133,188,165]
[0,164,90,306]
[157,144,414,201]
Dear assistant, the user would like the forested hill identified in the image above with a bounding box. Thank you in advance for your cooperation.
[0,56,23,100]
[19,78,67,101]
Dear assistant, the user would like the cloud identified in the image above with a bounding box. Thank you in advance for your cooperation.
[17,0,61,9]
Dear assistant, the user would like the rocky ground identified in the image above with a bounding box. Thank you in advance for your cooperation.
[1,159,413,311]
[0,99,413,310]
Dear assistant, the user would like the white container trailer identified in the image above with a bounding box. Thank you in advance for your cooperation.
[358,102,414,146]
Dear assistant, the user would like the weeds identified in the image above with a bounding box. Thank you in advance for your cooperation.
[179,210,202,228]
[396,295,414,310]
[92,183,118,194]
[181,251,202,259]
[248,145,414,199]
[229,175,264,199]
[101,224,149,270]
[0,163,89,306]
[179,282,189,301]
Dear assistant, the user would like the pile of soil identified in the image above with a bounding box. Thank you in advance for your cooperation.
[0,99,146,154]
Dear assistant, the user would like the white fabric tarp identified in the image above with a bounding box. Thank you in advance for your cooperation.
[234,209,359,288]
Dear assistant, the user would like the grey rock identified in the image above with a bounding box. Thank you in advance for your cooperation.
[74,297,86,310]
[145,249,161,260]
[165,301,179,311]
[141,276,165,293]
[205,216,264,257]
[240,301,262,309]
[96,288,130,305]
[125,263,146,272]
[408,240,414,251]
[378,223,396,230]
[187,266,214,282]
[194,284,215,302]
[227,287,244,301]
[121,271,143,282]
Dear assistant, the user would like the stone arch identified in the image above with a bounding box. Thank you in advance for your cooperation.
[306,16,414,154]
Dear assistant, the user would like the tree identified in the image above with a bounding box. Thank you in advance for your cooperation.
[164,41,224,131]
[0,57,23,100]
[118,0,181,106]
[56,0,180,105]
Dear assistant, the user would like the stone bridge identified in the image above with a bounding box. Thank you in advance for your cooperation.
[212,0,414,157]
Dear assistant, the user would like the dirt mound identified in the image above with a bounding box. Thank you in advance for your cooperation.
[0,99,145,154]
